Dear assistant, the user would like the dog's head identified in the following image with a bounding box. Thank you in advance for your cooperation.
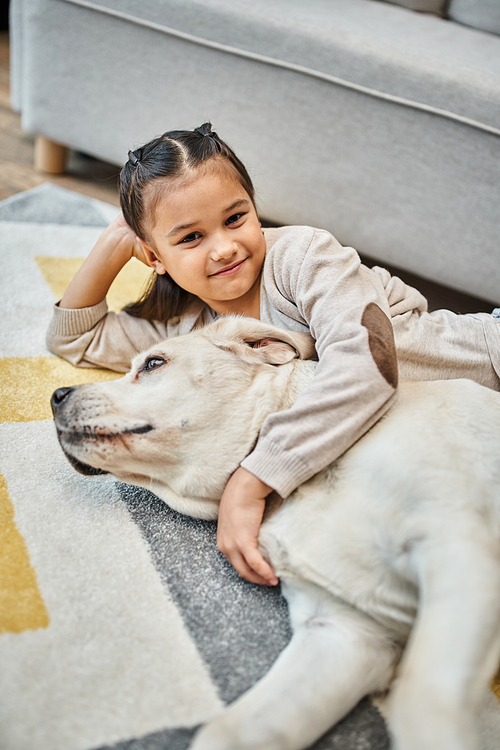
[52,317,315,519]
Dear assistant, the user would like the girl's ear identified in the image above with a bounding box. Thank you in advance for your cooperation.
[138,239,167,275]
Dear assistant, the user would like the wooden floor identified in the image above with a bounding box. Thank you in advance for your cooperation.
[0,30,495,312]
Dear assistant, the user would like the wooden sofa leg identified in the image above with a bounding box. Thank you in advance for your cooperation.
[34,135,68,174]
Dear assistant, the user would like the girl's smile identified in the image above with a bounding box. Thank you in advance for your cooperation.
[209,258,247,277]
[142,167,266,318]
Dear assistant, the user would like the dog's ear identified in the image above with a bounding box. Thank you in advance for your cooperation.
[207,318,317,366]
[245,337,299,365]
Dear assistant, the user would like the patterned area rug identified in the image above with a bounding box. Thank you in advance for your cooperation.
[1,183,500,750]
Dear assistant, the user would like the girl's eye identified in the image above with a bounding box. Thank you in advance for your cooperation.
[142,356,167,372]
[226,213,245,226]
[180,232,201,244]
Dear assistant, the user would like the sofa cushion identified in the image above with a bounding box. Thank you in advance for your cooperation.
[448,0,500,36]
[375,0,447,17]
[69,0,500,131]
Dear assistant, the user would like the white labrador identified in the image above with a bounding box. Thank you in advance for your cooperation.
[51,317,500,750]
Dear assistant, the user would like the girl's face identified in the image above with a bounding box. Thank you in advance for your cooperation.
[142,167,266,318]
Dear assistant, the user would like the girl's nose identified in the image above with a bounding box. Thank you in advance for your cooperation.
[210,234,238,262]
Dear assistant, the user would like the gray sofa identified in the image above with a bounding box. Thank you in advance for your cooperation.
[10,0,500,303]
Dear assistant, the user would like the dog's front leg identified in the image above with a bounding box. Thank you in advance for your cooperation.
[191,582,398,750]
[388,532,500,750]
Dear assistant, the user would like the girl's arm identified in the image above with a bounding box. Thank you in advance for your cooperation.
[240,227,399,496]
[59,214,148,309]
[47,215,171,372]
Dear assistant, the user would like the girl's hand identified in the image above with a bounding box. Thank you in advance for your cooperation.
[59,213,150,309]
[109,214,150,266]
[217,467,279,586]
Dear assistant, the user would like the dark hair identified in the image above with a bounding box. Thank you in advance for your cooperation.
[119,123,256,322]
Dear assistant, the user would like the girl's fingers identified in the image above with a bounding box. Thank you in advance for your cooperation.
[229,552,270,586]
[245,548,279,585]
[227,545,279,586]
[219,533,279,585]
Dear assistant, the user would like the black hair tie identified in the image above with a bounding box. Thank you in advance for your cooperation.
[194,123,217,140]
[128,149,141,167]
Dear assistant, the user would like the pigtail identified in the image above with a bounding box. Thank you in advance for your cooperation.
[194,122,222,152]
[123,271,194,322]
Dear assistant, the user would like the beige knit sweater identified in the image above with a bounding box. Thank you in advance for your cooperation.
[47,226,499,497]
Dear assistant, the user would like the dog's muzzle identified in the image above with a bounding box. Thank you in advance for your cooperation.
[51,386,110,476]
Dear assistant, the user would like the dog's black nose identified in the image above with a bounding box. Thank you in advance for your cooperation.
[51,386,74,415]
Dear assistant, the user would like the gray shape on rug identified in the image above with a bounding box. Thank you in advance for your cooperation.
[93,485,390,750]
[0,183,111,226]
[118,484,292,705]
[95,726,200,750]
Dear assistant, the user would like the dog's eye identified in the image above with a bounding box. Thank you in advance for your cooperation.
[142,357,167,372]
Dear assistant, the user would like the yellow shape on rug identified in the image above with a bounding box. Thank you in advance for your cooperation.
[0,473,49,634]
[0,357,121,423]
[35,256,153,312]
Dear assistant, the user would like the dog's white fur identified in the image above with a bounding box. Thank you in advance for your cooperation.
[52,317,500,750]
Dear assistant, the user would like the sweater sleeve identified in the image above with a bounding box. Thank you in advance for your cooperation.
[241,227,399,498]
[46,300,169,372]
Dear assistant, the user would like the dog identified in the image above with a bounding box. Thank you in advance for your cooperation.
[51,316,500,750]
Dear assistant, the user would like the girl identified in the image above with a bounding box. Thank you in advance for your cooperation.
[47,123,500,587]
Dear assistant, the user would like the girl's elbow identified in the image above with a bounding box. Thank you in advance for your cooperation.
[45,330,85,368]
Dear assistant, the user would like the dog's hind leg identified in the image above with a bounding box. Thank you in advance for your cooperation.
[190,582,399,750]
[387,531,500,750]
